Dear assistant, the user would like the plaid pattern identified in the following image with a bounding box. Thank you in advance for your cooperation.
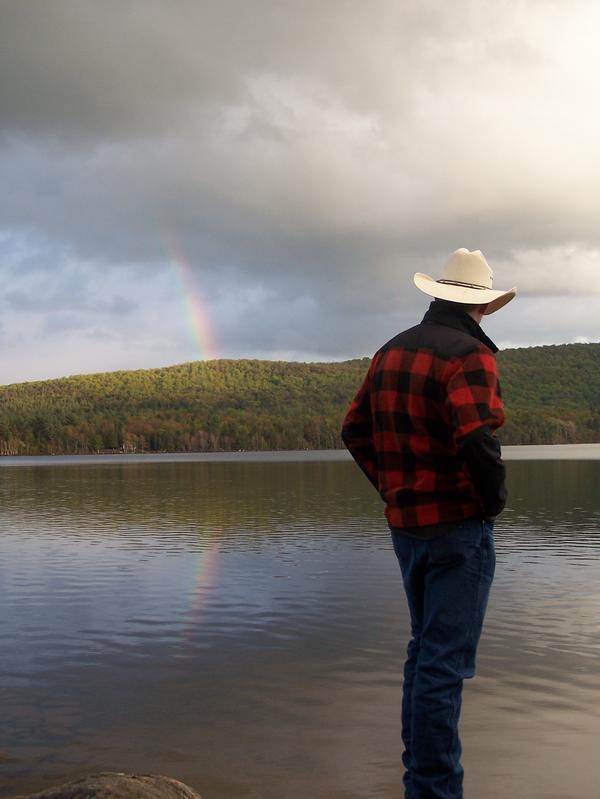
[342,306,505,528]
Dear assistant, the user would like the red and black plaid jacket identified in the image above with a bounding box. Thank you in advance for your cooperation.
[342,301,506,532]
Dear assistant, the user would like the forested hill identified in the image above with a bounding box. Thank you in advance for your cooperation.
[497,343,600,443]
[0,343,599,454]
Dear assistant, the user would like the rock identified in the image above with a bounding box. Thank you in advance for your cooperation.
[10,773,202,799]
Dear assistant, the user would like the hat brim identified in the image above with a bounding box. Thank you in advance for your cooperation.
[413,273,516,315]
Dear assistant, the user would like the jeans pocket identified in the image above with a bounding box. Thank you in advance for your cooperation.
[389,527,412,563]
[455,517,485,544]
[429,523,480,565]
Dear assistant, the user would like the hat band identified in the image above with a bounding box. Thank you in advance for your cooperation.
[437,278,489,290]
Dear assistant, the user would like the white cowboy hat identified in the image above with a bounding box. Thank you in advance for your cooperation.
[414,248,516,315]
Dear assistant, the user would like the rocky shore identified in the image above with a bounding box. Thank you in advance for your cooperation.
[9,773,202,799]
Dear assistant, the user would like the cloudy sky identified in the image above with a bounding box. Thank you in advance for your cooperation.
[2,0,600,383]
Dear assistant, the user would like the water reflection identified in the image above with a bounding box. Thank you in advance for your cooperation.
[1,459,599,798]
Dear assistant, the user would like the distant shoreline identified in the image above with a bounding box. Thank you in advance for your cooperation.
[1,443,600,467]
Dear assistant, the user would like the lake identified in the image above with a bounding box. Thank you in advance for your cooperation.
[1,452,599,798]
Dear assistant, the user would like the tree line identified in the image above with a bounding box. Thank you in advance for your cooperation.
[0,343,598,455]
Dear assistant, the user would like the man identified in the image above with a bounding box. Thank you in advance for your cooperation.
[341,248,516,799]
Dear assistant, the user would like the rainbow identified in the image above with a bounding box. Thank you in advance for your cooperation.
[184,541,221,632]
[162,235,218,360]
[162,237,222,632]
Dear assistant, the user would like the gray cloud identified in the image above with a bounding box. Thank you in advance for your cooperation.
[41,312,90,335]
[1,0,600,382]
[5,284,135,316]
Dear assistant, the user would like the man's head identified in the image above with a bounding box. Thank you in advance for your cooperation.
[414,249,516,315]
[433,298,489,323]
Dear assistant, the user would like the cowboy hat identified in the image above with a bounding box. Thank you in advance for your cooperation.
[414,248,516,315]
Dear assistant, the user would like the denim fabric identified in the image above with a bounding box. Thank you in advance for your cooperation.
[390,518,496,799]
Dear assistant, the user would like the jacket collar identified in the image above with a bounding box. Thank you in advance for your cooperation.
[421,300,499,353]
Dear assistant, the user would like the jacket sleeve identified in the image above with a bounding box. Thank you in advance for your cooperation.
[445,347,507,518]
[341,362,379,490]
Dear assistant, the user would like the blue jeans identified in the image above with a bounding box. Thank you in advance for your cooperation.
[390,518,495,799]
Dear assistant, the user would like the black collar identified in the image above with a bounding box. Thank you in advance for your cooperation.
[421,301,498,353]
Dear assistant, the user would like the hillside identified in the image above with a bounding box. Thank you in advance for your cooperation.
[497,343,600,443]
[0,343,598,454]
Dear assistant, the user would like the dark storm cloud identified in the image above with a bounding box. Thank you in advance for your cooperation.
[1,0,503,142]
[0,0,244,141]
[1,0,600,381]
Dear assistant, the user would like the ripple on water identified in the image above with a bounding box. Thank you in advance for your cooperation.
[1,459,600,799]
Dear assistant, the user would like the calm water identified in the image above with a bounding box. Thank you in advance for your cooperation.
[1,457,599,799]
